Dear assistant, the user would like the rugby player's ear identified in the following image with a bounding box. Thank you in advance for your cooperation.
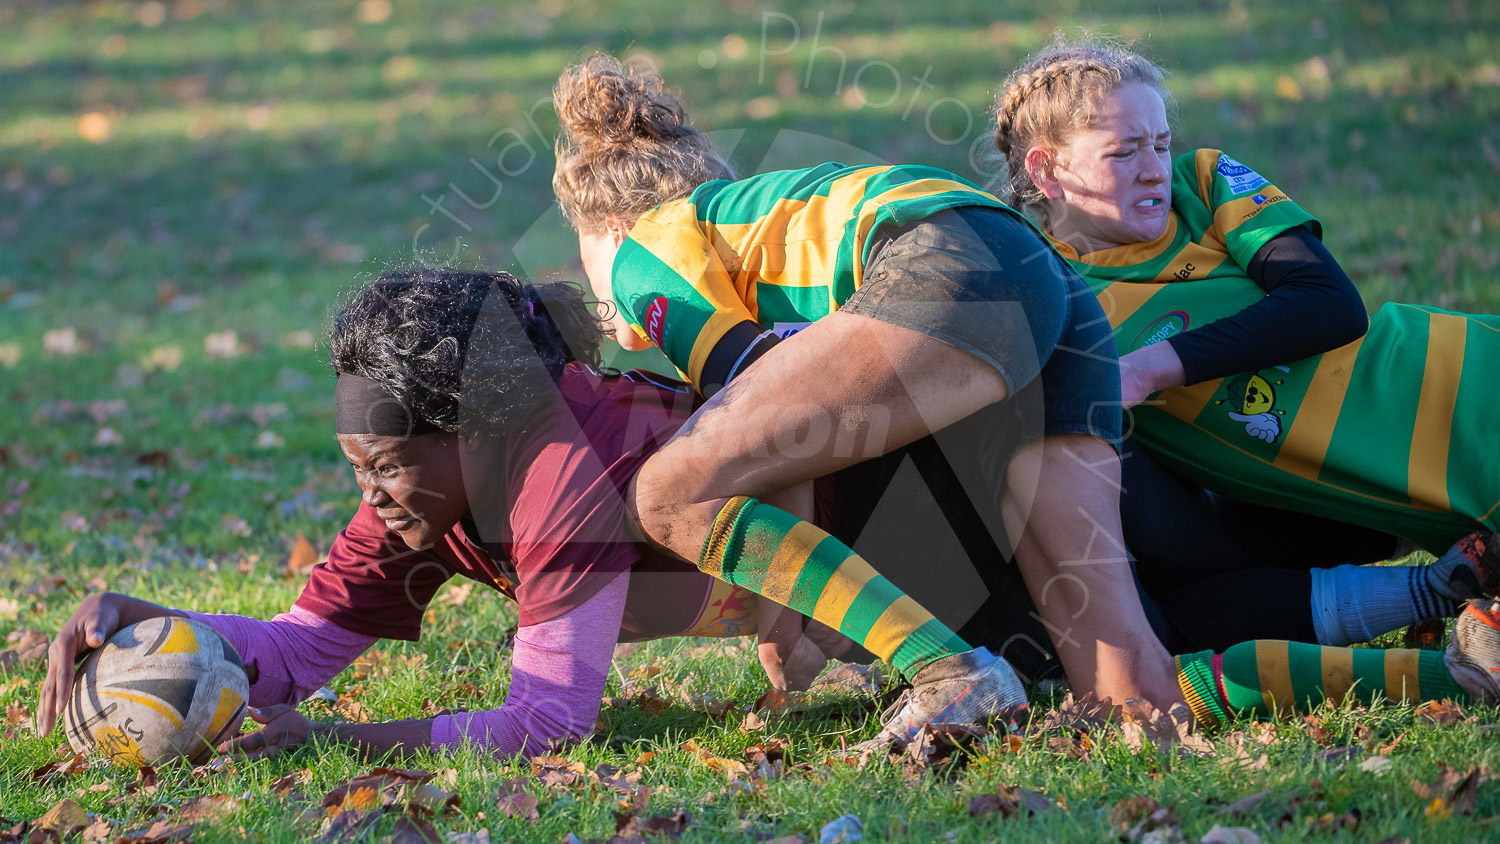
[1025,146,1063,200]
[603,214,631,247]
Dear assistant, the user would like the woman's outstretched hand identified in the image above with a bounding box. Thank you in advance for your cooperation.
[220,705,313,759]
[37,593,181,738]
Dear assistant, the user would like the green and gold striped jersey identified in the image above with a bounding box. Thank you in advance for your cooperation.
[1064,149,1499,550]
[610,162,1028,386]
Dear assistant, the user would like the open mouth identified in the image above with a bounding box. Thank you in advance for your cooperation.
[383,514,418,531]
[1136,198,1163,207]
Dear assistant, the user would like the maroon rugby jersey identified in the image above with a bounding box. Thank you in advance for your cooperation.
[293,365,727,641]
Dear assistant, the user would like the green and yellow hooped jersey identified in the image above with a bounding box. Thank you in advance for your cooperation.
[610,162,1031,386]
[1065,149,1500,550]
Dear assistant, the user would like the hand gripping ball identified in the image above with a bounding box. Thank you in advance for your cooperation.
[62,617,249,766]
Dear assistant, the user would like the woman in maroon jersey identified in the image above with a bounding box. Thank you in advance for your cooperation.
[38,266,1051,759]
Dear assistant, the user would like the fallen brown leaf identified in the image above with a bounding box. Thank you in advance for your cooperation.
[1403,617,1446,650]
[612,809,692,841]
[681,740,750,779]
[1109,796,1161,829]
[0,629,49,669]
[286,531,320,575]
[109,820,196,843]
[389,814,442,844]
[1415,699,1465,726]
[32,799,92,840]
[271,769,314,794]
[1120,701,1214,757]
[532,756,589,788]
[809,663,883,695]
[177,794,239,824]
[494,779,540,821]
[1307,808,1361,833]
[30,753,88,785]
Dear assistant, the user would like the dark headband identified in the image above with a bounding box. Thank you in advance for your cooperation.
[334,374,441,437]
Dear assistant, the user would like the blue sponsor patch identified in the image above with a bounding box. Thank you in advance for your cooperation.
[1216,154,1270,197]
[1253,194,1267,205]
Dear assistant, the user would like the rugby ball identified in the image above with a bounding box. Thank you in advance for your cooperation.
[62,616,249,766]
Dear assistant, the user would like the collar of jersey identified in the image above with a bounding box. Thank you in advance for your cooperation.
[1049,214,1182,269]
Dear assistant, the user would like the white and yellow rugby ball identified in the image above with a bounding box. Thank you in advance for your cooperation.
[62,616,249,766]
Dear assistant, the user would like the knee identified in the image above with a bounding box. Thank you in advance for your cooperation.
[630,473,732,561]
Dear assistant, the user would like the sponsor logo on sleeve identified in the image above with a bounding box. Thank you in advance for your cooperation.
[645,297,669,347]
[1130,311,1190,351]
[1216,154,1270,197]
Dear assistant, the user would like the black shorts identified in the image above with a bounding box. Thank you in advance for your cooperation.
[841,205,1123,447]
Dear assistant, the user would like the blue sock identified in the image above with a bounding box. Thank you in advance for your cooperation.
[1309,562,1461,646]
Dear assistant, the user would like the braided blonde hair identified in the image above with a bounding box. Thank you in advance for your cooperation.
[553,54,735,232]
[992,38,1171,229]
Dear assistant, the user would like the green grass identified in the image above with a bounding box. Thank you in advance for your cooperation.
[3,0,1500,840]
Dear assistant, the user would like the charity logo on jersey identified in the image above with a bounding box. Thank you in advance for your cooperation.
[1216,154,1270,197]
[645,296,669,347]
[1131,311,1189,351]
[1214,369,1288,444]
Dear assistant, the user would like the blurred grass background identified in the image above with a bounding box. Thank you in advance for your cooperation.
[3,0,1497,553]
[1,2,1498,839]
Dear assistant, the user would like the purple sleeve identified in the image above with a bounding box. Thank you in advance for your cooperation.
[430,572,627,759]
[181,607,377,708]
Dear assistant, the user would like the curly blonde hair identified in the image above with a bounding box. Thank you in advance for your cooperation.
[552,54,735,231]
[992,37,1172,229]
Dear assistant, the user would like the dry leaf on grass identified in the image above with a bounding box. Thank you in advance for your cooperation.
[1119,700,1215,757]
[967,787,1056,820]
[681,740,750,779]
[1415,699,1466,725]
[0,629,49,670]
[389,815,443,844]
[494,779,539,821]
[286,531,321,575]
[611,809,692,841]
[1412,765,1486,817]
[809,663,883,695]
[30,753,88,785]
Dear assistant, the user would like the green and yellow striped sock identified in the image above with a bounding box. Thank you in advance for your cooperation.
[699,496,969,680]
[1176,640,1468,727]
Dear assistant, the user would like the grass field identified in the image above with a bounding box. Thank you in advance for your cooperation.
[2,0,1500,840]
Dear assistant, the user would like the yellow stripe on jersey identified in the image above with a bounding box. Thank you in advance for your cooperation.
[1161,380,1223,424]
[1211,188,1292,246]
[1097,283,1166,330]
[1408,311,1468,512]
[687,311,749,387]
[1273,340,1363,479]
[1055,215,1180,267]
[848,177,999,286]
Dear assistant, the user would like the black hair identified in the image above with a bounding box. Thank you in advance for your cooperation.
[329,267,605,436]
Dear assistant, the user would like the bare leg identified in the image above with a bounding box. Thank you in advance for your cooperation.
[1003,435,1184,707]
[632,311,1179,706]
[632,312,1008,559]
